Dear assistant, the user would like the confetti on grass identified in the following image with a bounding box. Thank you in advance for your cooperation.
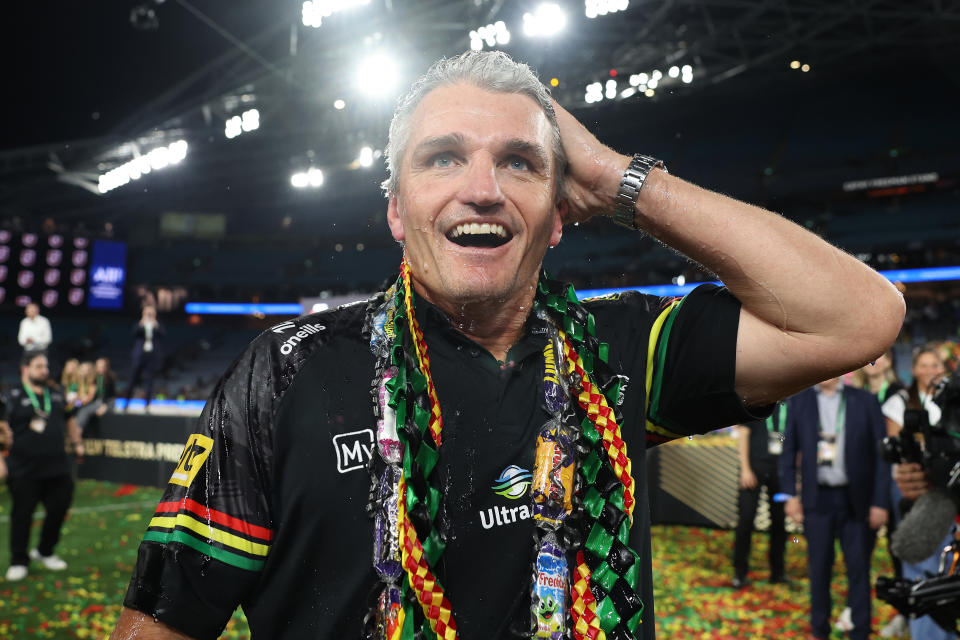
[0,481,902,639]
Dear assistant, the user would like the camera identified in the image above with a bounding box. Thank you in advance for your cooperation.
[876,375,960,633]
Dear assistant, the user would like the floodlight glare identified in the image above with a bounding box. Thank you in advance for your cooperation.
[357,53,398,96]
[681,64,692,75]
[620,87,636,98]
[647,77,658,89]
[469,20,511,51]
[291,172,309,188]
[668,66,680,78]
[302,0,370,28]
[241,108,260,132]
[522,3,566,37]
[225,115,242,139]
[585,0,629,18]
[358,146,374,168]
[333,99,346,110]
[308,167,324,186]
[97,139,188,194]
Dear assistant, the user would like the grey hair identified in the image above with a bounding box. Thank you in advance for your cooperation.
[381,50,567,200]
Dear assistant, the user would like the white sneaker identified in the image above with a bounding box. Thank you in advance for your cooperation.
[5,565,28,581]
[880,614,909,638]
[834,606,853,632]
[29,549,67,571]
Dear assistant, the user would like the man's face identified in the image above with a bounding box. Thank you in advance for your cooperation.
[25,303,38,318]
[22,355,49,386]
[95,358,108,375]
[387,84,564,307]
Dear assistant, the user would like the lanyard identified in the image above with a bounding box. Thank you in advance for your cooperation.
[818,391,846,436]
[22,382,51,414]
[877,380,890,404]
[97,375,104,397]
[766,403,787,432]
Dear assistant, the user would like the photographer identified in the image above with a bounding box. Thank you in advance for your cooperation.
[883,347,957,640]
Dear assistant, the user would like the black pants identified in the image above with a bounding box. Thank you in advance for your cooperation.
[804,486,874,640]
[125,353,158,406]
[733,461,786,579]
[7,473,74,566]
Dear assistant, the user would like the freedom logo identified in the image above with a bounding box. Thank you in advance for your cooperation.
[491,465,532,499]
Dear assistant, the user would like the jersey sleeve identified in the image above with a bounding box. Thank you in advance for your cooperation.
[642,283,771,440]
[123,336,281,640]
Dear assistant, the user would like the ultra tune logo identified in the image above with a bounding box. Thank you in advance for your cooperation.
[491,465,532,499]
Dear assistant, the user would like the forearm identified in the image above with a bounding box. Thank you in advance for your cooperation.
[635,170,903,401]
[110,608,195,640]
[66,418,82,446]
[735,426,750,470]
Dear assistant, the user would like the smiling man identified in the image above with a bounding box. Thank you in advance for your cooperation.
[112,51,904,640]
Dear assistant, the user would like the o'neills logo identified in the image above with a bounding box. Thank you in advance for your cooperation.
[278,323,325,355]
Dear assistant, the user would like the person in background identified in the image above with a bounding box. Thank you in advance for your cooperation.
[781,377,889,640]
[852,350,903,405]
[851,350,907,637]
[122,306,165,411]
[17,302,52,353]
[881,347,956,640]
[75,358,117,431]
[0,420,10,481]
[731,401,789,589]
[60,359,80,406]
[2,351,84,581]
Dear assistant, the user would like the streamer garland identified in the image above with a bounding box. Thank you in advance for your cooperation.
[363,262,647,640]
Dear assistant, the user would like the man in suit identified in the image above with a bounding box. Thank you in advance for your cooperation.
[121,306,165,411]
[780,376,890,640]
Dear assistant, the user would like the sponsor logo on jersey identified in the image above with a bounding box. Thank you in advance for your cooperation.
[169,433,214,487]
[491,465,532,498]
[480,465,534,530]
[276,322,326,355]
[333,428,374,474]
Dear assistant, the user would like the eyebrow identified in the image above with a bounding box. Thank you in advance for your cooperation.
[410,133,467,158]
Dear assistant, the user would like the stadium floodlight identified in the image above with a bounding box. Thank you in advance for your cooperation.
[647,77,658,89]
[668,66,680,78]
[97,139,188,194]
[357,146,374,168]
[620,87,636,98]
[241,109,260,132]
[333,99,346,110]
[523,3,566,37]
[291,172,309,188]
[605,79,617,99]
[225,115,242,139]
[302,0,370,28]
[584,81,603,104]
[291,167,324,188]
[585,0,629,19]
[469,20,510,51]
[356,53,398,96]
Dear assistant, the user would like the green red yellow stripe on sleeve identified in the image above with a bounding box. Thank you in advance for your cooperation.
[143,498,273,571]
[644,298,685,442]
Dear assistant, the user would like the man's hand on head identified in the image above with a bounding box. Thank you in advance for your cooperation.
[552,100,630,225]
[895,462,931,500]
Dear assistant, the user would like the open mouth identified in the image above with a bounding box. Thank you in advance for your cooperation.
[446,222,512,248]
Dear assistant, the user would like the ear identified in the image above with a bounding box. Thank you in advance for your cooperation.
[387,194,405,243]
[549,199,566,247]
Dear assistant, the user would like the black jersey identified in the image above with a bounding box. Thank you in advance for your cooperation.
[4,384,72,479]
[124,284,763,640]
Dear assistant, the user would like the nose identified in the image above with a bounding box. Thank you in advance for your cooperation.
[457,154,505,210]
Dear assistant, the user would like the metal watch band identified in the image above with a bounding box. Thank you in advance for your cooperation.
[611,153,666,229]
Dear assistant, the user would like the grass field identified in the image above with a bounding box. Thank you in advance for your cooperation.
[0,479,905,639]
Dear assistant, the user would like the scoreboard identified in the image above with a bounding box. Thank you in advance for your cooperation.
[0,230,126,310]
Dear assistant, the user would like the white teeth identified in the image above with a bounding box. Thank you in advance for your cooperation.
[450,223,508,238]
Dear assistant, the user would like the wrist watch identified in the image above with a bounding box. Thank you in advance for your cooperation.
[611,153,667,229]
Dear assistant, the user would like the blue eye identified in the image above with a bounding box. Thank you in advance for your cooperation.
[431,154,454,168]
[508,157,530,171]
